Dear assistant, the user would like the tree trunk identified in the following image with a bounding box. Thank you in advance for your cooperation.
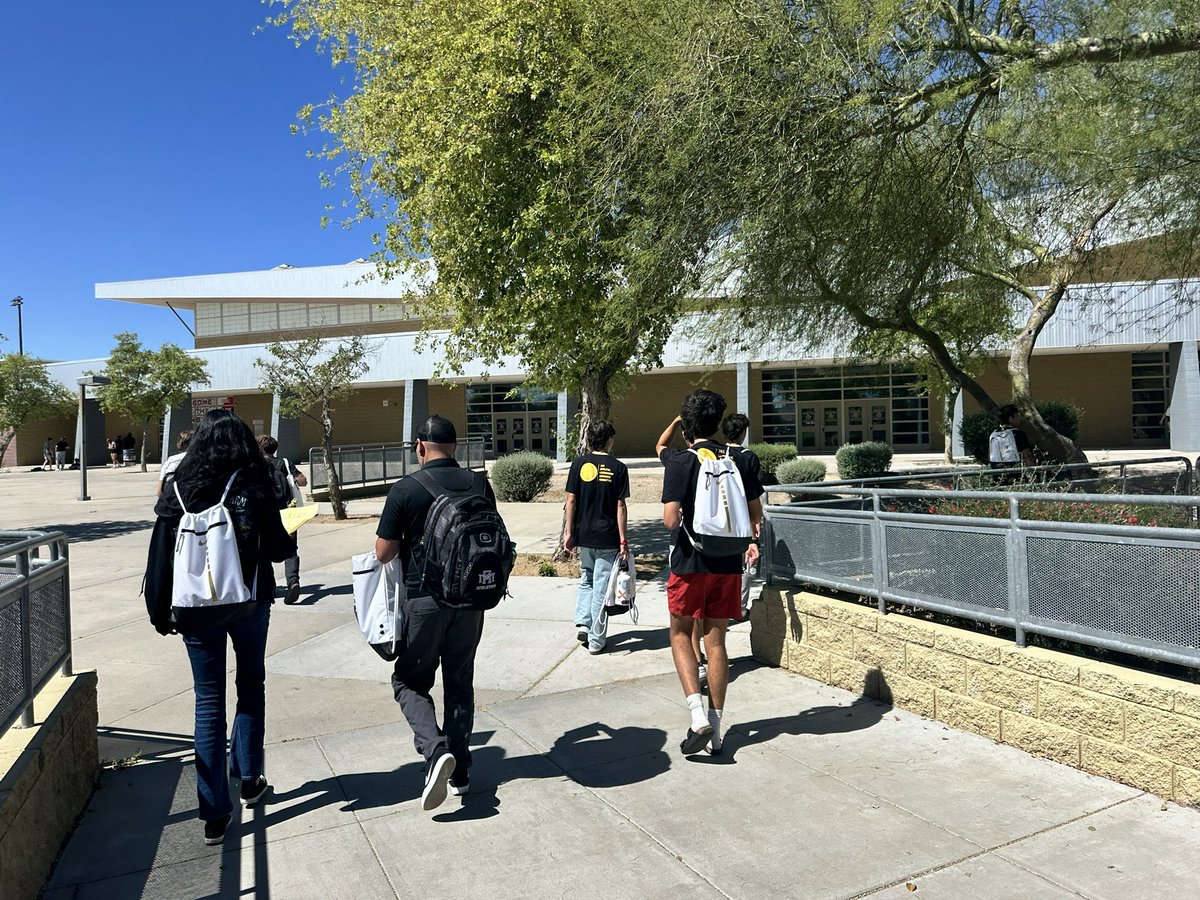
[322,403,347,519]
[942,385,960,465]
[0,432,14,468]
[140,422,150,473]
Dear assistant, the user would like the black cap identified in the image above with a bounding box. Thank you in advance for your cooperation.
[417,415,457,444]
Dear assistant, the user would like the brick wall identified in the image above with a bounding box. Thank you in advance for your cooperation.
[751,588,1200,804]
[0,672,99,899]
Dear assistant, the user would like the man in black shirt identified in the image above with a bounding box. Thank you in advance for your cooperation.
[564,420,630,654]
[657,390,763,756]
[375,416,495,812]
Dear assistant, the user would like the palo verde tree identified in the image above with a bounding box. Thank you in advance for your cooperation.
[273,0,697,449]
[603,0,1200,463]
[0,352,75,465]
[95,333,210,472]
[255,335,371,520]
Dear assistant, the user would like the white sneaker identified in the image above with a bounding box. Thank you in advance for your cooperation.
[421,753,455,811]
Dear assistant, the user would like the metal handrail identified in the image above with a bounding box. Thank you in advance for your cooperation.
[307,437,488,490]
[0,531,72,735]
[762,484,1200,669]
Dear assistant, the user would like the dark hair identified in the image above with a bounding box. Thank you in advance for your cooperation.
[257,434,279,456]
[998,404,1019,424]
[586,421,616,451]
[177,430,193,451]
[172,410,269,502]
[680,389,726,442]
[721,413,750,444]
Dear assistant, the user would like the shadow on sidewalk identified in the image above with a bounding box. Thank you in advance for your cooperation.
[278,581,353,606]
[38,519,152,543]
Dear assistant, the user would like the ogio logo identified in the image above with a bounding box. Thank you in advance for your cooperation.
[478,570,496,587]
[479,533,494,545]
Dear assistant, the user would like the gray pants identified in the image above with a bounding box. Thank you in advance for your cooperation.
[391,595,485,774]
[284,555,300,588]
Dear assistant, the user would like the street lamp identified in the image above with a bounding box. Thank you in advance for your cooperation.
[76,375,111,501]
[9,296,22,355]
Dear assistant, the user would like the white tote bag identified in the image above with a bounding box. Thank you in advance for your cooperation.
[351,551,404,661]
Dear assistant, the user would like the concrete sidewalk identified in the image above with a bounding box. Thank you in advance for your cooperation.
[1,466,1198,899]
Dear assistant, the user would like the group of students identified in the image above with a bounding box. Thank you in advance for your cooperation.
[144,391,761,845]
[40,436,71,470]
[106,432,137,467]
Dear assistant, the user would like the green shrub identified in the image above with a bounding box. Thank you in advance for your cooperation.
[490,451,554,502]
[959,402,1084,464]
[747,443,798,476]
[775,457,828,485]
[835,442,893,479]
[537,561,558,577]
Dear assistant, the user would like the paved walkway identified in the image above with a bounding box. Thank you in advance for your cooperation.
[2,466,1198,899]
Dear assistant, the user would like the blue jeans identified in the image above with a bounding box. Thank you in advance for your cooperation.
[182,603,270,821]
[575,547,617,651]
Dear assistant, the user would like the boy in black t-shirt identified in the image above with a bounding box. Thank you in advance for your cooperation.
[657,390,763,756]
[564,421,630,654]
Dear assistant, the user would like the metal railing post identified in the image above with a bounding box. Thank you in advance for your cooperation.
[18,548,34,728]
[870,491,889,614]
[60,539,72,678]
[1006,496,1028,648]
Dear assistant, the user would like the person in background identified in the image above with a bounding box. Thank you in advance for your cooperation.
[564,420,630,655]
[143,409,296,846]
[54,436,69,470]
[157,431,192,496]
[43,437,54,471]
[108,436,120,468]
[258,435,308,605]
[123,432,137,466]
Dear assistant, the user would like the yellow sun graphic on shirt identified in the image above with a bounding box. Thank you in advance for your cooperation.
[696,447,718,461]
[580,462,599,482]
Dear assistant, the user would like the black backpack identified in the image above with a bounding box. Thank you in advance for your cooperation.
[411,469,514,610]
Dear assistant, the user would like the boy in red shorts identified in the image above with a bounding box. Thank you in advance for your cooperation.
[657,390,763,756]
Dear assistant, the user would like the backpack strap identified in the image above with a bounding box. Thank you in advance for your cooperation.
[410,466,484,499]
[218,470,241,504]
[173,480,190,514]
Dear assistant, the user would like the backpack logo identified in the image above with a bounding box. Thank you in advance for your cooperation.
[479,532,494,545]
[478,569,496,587]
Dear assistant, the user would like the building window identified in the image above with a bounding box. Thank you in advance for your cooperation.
[1131,351,1168,443]
[760,364,930,449]
[466,382,558,456]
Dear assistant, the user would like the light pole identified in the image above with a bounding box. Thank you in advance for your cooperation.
[9,296,22,355]
[76,375,111,501]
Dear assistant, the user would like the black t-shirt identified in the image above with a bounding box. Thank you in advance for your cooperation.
[55,439,68,452]
[264,456,302,509]
[565,452,630,549]
[724,444,762,486]
[660,440,764,575]
[376,458,497,590]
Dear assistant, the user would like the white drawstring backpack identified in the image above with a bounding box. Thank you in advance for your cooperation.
[686,450,754,557]
[351,551,404,661]
[172,471,253,608]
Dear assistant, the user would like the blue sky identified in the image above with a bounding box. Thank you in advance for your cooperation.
[1,1,368,361]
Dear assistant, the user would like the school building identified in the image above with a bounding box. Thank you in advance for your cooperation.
[7,262,1200,467]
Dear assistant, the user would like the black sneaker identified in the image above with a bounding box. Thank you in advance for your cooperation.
[576,627,588,646]
[284,583,301,605]
[679,725,714,755]
[449,771,470,797]
[240,776,269,807]
[421,752,456,811]
[204,814,232,846]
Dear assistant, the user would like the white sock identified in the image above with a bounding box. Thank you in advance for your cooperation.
[687,693,708,731]
[708,708,724,749]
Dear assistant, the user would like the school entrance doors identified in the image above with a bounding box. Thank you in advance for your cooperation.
[466,382,558,457]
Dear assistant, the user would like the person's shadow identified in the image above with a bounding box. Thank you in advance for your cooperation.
[546,722,671,788]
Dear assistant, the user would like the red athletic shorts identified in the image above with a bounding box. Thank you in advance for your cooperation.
[666,572,742,620]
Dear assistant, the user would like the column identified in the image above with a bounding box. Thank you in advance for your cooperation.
[74,397,108,467]
[556,391,579,462]
[402,379,430,444]
[735,361,752,443]
[1167,341,1200,451]
[162,398,192,461]
[271,392,303,464]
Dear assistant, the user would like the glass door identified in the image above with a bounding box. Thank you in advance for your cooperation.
[820,403,842,450]
[528,413,549,453]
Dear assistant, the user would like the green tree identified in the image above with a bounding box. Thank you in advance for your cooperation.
[0,353,75,465]
[255,335,371,520]
[273,0,695,448]
[599,0,1200,463]
[96,333,210,473]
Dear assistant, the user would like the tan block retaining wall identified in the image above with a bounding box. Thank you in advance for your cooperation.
[751,588,1200,804]
[0,672,99,900]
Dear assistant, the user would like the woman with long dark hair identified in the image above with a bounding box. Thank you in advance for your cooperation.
[144,409,295,846]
